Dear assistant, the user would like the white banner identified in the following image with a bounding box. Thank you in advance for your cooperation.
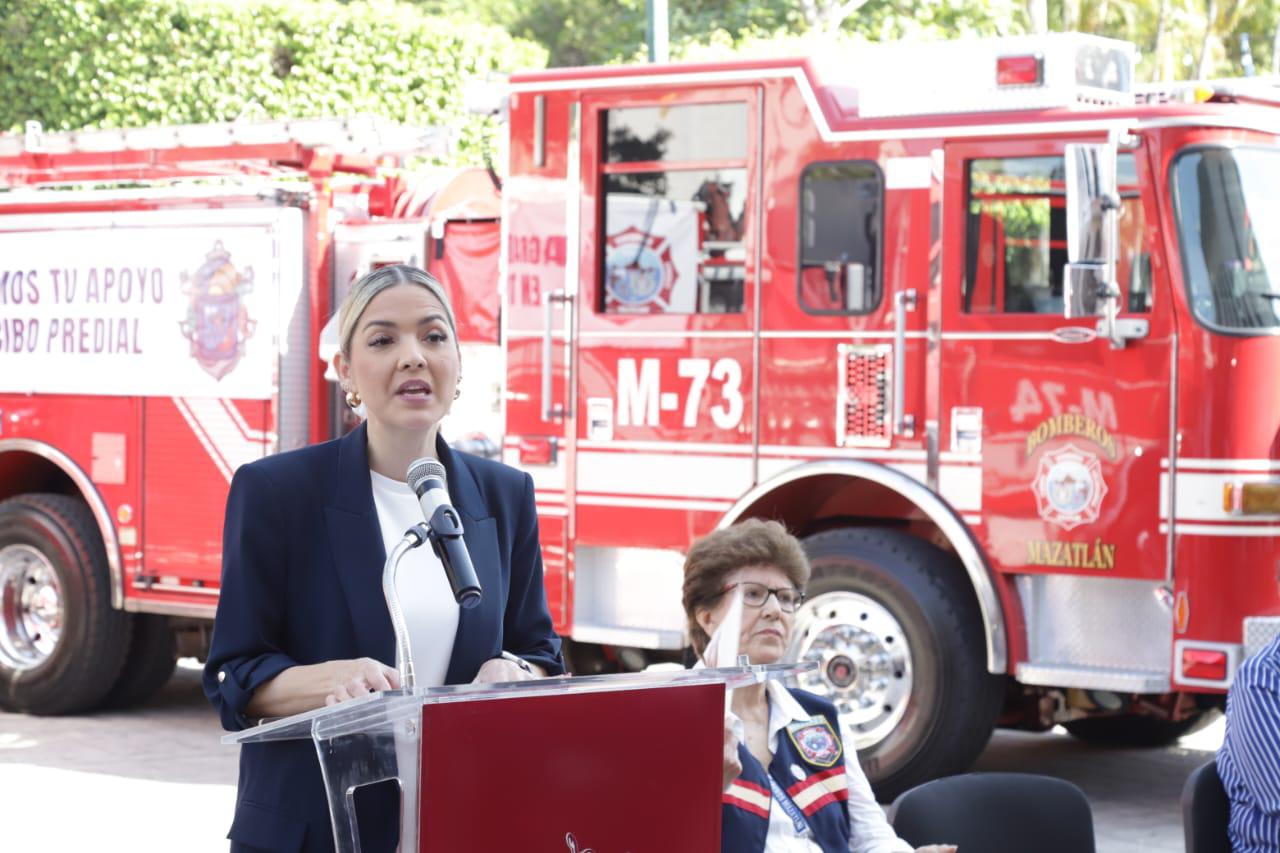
[504,175,568,312]
[603,195,700,314]
[0,207,303,399]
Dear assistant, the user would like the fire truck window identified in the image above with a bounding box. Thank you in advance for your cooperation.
[600,169,748,315]
[605,103,747,164]
[964,157,1065,314]
[1116,154,1151,313]
[966,154,1148,315]
[1172,147,1280,331]
[798,162,882,315]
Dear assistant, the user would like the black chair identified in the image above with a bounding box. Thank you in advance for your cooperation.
[890,772,1095,853]
[1183,759,1232,853]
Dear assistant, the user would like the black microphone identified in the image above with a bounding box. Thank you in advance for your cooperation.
[406,458,482,609]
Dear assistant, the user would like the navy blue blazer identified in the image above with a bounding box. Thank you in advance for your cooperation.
[203,423,563,852]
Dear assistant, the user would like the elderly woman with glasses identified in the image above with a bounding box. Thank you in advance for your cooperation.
[683,519,954,853]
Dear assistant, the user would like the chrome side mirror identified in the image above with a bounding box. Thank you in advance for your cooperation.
[1062,141,1147,346]
[1064,263,1108,318]
[1063,143,1119,319]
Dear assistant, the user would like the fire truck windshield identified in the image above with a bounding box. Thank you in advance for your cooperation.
[1172,146,1280,332]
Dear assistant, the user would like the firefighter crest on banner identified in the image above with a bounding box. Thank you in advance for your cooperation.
[179,242,257,380]
[603,196,700,313]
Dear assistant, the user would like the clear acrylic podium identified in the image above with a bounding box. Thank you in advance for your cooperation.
[226,663,808,852]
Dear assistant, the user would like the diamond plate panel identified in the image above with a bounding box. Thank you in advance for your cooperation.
[1016,663,1169,693]
[1015,575,1173,676]
[1245,617,1280,660]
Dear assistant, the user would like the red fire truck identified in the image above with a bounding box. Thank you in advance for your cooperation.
[0,117,503,714]
[498,33,1280,796]
[4,31,1279,801]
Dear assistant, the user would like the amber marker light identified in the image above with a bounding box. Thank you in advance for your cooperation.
[1224,482,1280,515]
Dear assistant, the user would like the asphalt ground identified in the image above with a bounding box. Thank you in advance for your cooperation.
[0,660,1221,852]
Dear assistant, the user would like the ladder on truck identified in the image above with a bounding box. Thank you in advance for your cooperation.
[0,116,449,186]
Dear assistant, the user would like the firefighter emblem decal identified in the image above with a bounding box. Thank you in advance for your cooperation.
[604,225,678,312]
[1031,443,1108,530]
[786,718,843,768]
[179,242,256,380]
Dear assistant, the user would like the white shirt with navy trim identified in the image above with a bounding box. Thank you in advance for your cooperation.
[727,680,913,853]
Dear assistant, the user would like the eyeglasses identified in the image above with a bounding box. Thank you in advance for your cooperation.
[720,582,805,613]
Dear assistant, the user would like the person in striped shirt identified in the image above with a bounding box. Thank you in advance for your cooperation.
[1217,628,1280,852]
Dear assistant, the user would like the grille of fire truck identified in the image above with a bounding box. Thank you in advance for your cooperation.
[836,344,892,448]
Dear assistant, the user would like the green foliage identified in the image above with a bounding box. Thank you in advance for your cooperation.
[673,0,1029,62]
[418,0,647,66]
[419,0,803,66]
[0,0,546,162]
[1047,0,1278,80]
[421,0,1276,81]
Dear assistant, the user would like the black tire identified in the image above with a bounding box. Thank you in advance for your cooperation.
[100,614,178,709]
[1063,709,1219,747]
[794,527,1004,801]
[0,494,131,714]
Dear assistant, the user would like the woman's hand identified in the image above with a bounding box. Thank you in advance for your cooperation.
[321,658,401,706]
[245,658,401,718]
[473,657,538,684]
[722,719,742,791]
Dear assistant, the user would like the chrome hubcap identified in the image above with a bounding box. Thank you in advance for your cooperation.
[0,544,63,671]
[787,591,913,751]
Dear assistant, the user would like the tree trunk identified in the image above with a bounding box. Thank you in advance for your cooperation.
[819,0,871,34]
[1151,0,1168,81]
[1063,0,1079,31]
[1095,0,1111,32]
[1028,0,1048,33]
[799,0,820,30]
[1196,0,1218,80]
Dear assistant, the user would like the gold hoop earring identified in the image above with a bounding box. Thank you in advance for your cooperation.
[345,388,362,409]
[454,377,461,401]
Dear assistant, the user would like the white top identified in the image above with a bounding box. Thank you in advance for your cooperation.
[369,470,459,687]
[727,681,913,853]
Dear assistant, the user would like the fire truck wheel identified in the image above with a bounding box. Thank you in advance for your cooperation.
[100,614,178,709]
[1062,709,1218,747]
[791,527,1003,801]
[0,494,132,715]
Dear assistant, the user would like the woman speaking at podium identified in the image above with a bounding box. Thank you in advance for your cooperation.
[683,520,952,853]
[203,264,564,853]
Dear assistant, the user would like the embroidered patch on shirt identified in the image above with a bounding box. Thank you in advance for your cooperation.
[786,717,842,768]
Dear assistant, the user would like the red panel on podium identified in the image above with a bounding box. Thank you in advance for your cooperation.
[419,682,724,851]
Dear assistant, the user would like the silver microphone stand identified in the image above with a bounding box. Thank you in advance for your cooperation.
[382,522,431,690]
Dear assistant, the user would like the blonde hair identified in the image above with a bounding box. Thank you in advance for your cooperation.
[681,519,811,656]
[337,265,459,358]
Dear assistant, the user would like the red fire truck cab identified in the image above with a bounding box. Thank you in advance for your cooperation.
[500,33,1280,796]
